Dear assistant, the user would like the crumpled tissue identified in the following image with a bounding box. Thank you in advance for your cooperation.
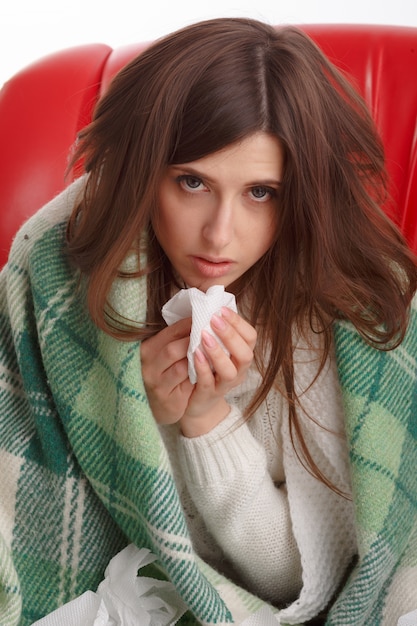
[398,609,417,626]
[32,544,187,626]
[161,285,237,383]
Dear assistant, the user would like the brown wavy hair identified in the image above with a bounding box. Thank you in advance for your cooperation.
[67,18,417,491]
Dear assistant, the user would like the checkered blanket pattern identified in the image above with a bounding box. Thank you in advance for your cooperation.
[1,178,416,625]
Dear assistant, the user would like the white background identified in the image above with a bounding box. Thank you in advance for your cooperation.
[1,0,416,88]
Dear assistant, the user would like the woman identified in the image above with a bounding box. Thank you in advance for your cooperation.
[1,17,416,626]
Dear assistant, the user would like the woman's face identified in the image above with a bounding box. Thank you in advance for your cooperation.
[155,132,283,292]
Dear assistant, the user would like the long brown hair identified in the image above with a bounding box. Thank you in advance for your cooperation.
[67,18,417,489]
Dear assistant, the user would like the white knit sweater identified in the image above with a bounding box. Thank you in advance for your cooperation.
[159,336,358,624]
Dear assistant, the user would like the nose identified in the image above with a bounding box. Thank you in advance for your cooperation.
[202,198,234,250]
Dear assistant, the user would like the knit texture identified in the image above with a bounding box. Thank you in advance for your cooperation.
[1,178,417,625]
[159,354,356,622]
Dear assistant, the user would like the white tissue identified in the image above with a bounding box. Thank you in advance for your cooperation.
[32,545,187,626]
[161,285,237,383]
[398,609,417,626]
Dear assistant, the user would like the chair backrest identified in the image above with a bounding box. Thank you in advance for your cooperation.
[0,25,416,267]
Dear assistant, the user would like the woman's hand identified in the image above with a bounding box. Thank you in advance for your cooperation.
[180,307,257,437]
[141,317,194,425]
[141,307,257,436]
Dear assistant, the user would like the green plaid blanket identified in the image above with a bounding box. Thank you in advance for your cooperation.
[1,178,416,625]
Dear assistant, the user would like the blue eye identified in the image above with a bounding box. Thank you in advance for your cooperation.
[177,175,204,191]
[250,186,276,202]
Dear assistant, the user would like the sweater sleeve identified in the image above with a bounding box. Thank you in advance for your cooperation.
[177,406,302,606]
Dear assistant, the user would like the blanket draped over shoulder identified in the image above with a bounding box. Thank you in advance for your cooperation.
[1,178,416,626]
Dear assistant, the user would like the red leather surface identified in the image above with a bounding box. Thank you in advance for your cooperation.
[0,43,112,266]
[304,25,417,250]
[1,25,416,267]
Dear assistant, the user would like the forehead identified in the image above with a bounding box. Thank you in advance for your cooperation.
[172,132,284,182]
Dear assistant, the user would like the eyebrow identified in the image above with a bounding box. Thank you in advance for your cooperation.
[169,165,282,187]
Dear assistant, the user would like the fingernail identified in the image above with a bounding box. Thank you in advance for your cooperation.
[194,347,207,363]
[202,330,217,348]
[211,314,226,331]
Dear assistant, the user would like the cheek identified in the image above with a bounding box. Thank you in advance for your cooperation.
[154,205,195,254]
[154,195,177,239]
[249,215,277,256]
[152,211,172,252]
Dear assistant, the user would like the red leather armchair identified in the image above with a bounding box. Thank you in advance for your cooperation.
[0,25,416,268]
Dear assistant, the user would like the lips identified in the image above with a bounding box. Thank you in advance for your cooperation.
[191,256,234,278]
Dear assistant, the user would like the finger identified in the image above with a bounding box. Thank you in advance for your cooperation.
[200,331,238,383]
[161,336,190,374]
[142,317,192,357]
[141,318,191,368]
[168,316,192,338]
[210,314,254,369]
[219,307,257,348]
[148,375,194,425]
[160,317,193,349]
[141,334,191,398]
[192,347,216,388]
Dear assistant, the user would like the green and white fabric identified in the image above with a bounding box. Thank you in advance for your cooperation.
[0,177,416,625]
